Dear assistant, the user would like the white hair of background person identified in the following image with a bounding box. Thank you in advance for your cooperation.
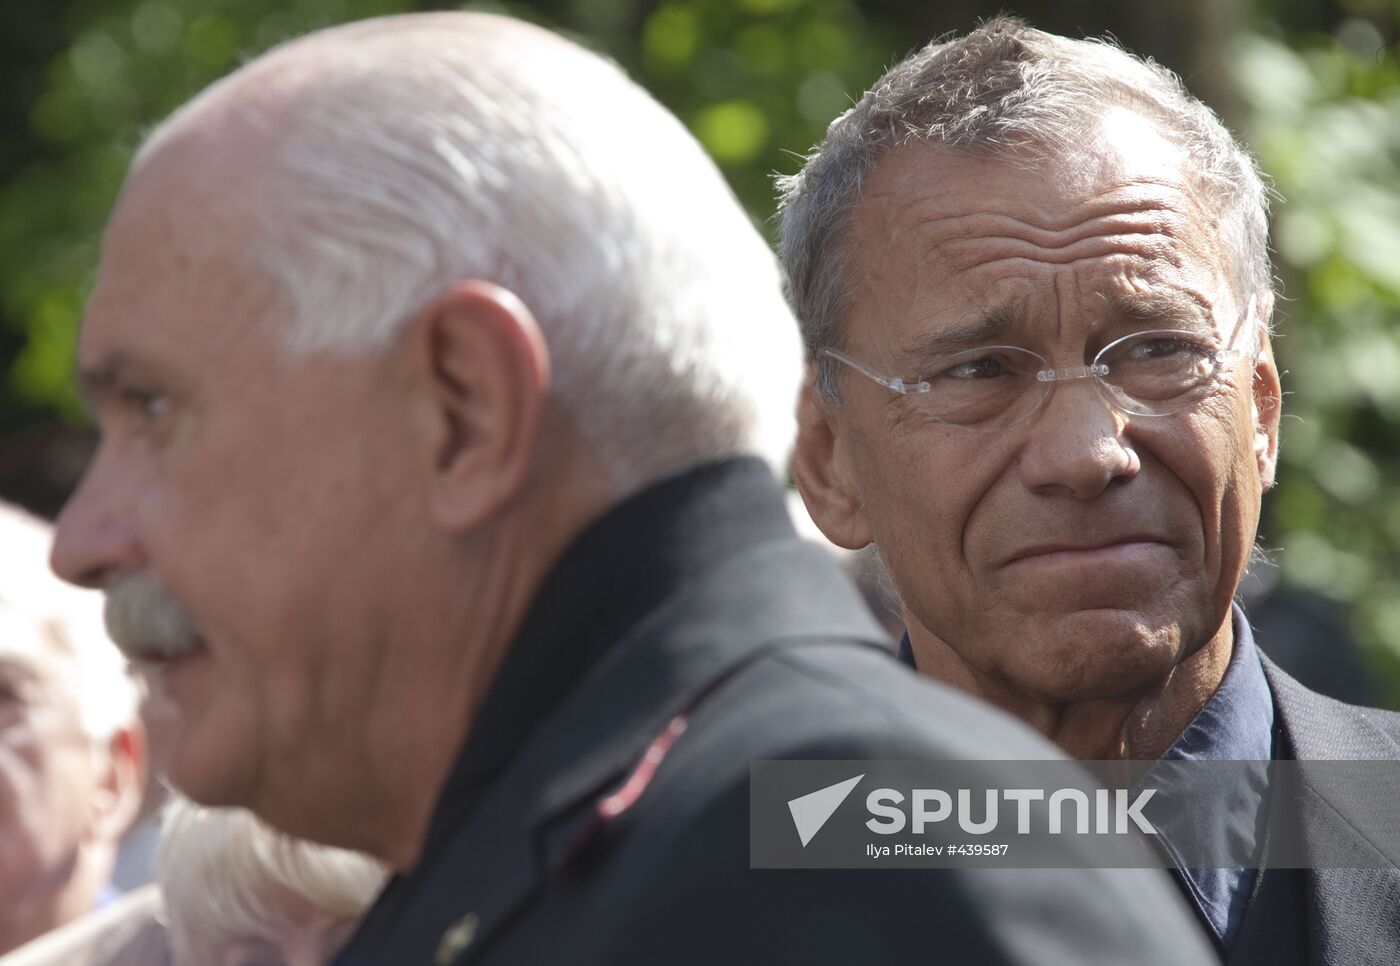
[134,15,802,493]
[777,19,1274,402]
[156,797,387,965]
[0,501,140,740]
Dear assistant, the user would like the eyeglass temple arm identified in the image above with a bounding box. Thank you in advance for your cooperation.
[822,349,931,395]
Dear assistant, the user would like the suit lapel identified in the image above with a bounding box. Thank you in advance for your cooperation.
[1261,658,1400,966]
[1227,867,1308,966]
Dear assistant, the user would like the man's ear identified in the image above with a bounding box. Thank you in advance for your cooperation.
[90,722,146,844]
[790,380,874,551]
[405,280,552,531]
[1252,330,1282,490]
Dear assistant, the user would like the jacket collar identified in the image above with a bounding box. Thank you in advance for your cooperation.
[424,457,799,846]
[341,460,888,964]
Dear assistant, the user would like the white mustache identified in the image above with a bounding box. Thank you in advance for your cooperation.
[104,573,202,661]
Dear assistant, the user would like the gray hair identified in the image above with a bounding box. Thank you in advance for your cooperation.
[0,501,141,741]
[157,797,387,964]
[136,14,802,492]
[777,16,1274,400]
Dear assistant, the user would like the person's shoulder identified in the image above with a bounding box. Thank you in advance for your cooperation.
[699,635,1063,762]
[1263,655,1400,757]
[0,885,170,966]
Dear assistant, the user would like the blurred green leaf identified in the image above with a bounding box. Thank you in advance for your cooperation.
[693,99,769,163]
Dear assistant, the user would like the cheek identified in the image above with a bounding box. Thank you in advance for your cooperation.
[851,438,948,540]
[0,739,44,843]
[150,411,361,623]
[0,737,90,869]
[857,433,998,592]
[1169,399,1261,536]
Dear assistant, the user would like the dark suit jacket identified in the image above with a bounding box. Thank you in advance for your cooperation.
[1229,658,1400,966]
[336,460,1215,966]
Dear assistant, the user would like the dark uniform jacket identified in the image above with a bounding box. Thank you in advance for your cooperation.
[1229,659,1400,966]
[335,458,1216,965]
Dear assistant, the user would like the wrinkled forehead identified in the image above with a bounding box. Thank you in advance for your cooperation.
[858,107,1216,244]
[102,121,274,290]
[81,142,290,376]
[843,116,1233,354]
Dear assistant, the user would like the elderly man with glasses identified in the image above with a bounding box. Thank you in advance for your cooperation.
[783,17,1400,965]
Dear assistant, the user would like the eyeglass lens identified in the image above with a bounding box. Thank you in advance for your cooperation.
[914,330,1224,428]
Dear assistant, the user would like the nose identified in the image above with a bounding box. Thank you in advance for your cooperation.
[1015,378,1140,500]
[50,445,144,589]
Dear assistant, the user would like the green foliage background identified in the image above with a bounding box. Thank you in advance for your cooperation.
[1229,10,1400,698]
[3,0,1399,697]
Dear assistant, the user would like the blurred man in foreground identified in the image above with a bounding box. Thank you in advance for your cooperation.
[783,18,1400,963]
[51,13,1213,964]
[0,503,145,955]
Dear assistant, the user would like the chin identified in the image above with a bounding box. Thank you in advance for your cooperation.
[169,725,257,809]
[1006,614,1186,702]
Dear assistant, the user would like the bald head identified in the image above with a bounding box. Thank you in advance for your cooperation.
[117,12,801,491]
[55,13,803,864]
[132,14,602,181]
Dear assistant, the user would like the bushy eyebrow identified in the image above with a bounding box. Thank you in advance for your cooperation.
[75,355,124,412]
[1103,291,1213,330]
[899,306,1021,364]
[75,352,153,416]
[897,291,1218,363]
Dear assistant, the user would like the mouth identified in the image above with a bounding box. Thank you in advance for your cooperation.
[129,636,207,665]
[131,639,210,715]
[1006,538,1171,567]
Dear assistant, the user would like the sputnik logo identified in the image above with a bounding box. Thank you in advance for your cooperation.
[787,774,865,847]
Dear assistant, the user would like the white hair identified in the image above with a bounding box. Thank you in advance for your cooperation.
[0,501,140,741]
[136,14,802,492]
[156,797,387,964]
[778,16,1274,401]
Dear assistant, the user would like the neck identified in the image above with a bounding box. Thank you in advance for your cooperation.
[374,528,543,870]
[907,615,1234,760]
[0,853,106,956]
[323,450,622,871]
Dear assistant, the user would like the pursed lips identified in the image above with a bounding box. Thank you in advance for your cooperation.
[116,632,208,668]
[1004,536,1173,566]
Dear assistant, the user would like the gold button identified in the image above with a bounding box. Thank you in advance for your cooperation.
[436,911,480,965]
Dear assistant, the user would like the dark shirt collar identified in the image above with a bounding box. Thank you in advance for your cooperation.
[423,456,794,851]
[896,630,914,667]
[1160,603,1274,953]
[1164,603,1274,764]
